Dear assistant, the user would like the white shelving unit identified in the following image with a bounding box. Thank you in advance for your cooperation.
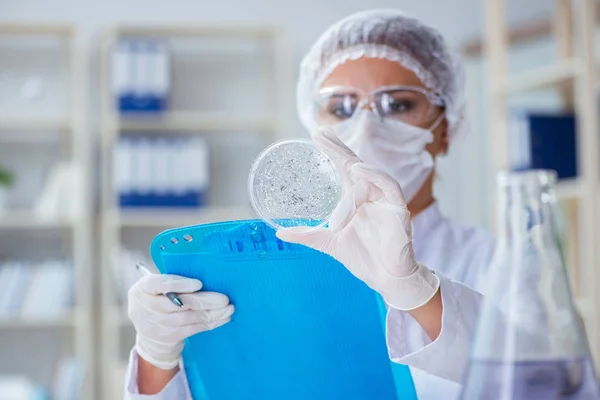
[0,211,74,229]
[0,23,93,398]
[117,111,275,132]
[98,24,291,399]
[484,0,600,365]
[0,117,72,131]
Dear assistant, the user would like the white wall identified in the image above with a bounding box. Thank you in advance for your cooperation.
[2,0,553,47]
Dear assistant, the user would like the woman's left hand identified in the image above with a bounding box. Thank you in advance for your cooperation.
[276,128,440,311]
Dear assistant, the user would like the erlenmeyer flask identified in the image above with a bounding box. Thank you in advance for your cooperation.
[459,170,600,399]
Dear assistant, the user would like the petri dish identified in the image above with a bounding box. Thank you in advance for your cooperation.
[248,138,342,231]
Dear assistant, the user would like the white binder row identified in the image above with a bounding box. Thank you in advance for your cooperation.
[0,260,73,319]
[114,136,210,207]
[112,39,171,111]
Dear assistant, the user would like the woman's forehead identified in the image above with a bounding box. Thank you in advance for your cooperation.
[319,57,425,91]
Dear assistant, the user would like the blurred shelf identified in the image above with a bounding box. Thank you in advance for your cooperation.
[106,305,132,327]
[109,363,129,400]
[0,117,72,132]
[556,179,587,200]
[498,58,585,95]
[575,298,592,319]
[112,306,132,327]
[0,132,63,144]
[0,23,75,36]
[111,24,276,39]
[111,111,275,133]
[0,310,78,329]
[120,315,132,327]
[0,211,74,229]
[107,206,256,228]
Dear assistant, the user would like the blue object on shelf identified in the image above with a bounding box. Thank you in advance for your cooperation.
[113,39,170,113]
[150,220,417,400]
[116,136,209,208]
[120,191,206,208]
[510,112,578,180]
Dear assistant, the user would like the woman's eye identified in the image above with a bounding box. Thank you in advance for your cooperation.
[386,99,414,114]
[325,96,355,119]
[328,105,354,119]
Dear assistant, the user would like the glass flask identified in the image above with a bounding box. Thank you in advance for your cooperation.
[459,170,600,400]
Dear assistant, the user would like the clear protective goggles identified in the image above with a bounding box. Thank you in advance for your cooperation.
[314,85,446,127]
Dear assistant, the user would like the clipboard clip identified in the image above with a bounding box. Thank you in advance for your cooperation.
[203,221,288,255]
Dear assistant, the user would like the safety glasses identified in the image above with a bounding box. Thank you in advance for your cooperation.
[315,85,445,127]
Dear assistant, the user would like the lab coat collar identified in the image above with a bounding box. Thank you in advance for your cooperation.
[411,202,444,242]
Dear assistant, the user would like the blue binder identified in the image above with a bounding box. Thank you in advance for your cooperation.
[510,112,578,179]
[150,220,416,400]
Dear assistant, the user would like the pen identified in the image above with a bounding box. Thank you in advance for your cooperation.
[136,262,185,308]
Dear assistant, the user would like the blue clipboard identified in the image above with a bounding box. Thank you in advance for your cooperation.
[150,219,417,400]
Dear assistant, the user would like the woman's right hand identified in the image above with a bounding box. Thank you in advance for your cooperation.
[128,274,234,370]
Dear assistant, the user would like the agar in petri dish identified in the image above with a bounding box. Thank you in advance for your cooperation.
[248,139,342,231]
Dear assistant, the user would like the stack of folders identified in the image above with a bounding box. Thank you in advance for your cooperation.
[0,357,84,400]
[114,136,209,208]
[112,39,171,113]
[0,260,73,320]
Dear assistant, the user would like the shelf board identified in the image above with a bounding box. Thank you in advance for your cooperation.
[107,305,132,327]
[108,206,256,228]
[556,179,587,200]
[111,24,277,39]
[0,23,75,36]
[575,298,592,320]
[0,211,74,229]
[497,58,585,95]
[115,307,132,327]
[0,117,72,132]
[111,112,275,133]
[0,312,77,329]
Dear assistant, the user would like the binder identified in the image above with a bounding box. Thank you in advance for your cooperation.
[52,358,85,400]
[152,42,170,111]
[118,137,210,208]
[150,220,417,400]
[112,40,134,112]
[112,39,170,113]
[183,137,209,207]
[509,111,578,179]
[21,262,72,318]
[135,137,152,196]
[0,262,31,318]
[171,138,201,207]
[131,41,153,112]
[116,137,133,207]
[151,138,170,204]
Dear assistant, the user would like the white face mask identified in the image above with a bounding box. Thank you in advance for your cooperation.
[331,111,443,202]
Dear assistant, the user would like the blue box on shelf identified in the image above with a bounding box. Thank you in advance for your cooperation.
[509,111,578,180]
[120,191,207,208]
[113,39,170,114]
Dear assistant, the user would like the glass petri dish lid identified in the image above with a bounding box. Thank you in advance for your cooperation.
[248,138,342,231]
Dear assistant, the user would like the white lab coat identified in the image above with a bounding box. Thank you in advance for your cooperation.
[124,203,496,399]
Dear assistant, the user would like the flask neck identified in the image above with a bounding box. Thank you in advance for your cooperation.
[496,170,559,247]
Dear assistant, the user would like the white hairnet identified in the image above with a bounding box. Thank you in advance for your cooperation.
[297,9,467,140]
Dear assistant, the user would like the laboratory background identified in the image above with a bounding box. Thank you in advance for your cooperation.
[0,0,599,398]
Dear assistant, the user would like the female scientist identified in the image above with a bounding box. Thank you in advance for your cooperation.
[125,9,495,400]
